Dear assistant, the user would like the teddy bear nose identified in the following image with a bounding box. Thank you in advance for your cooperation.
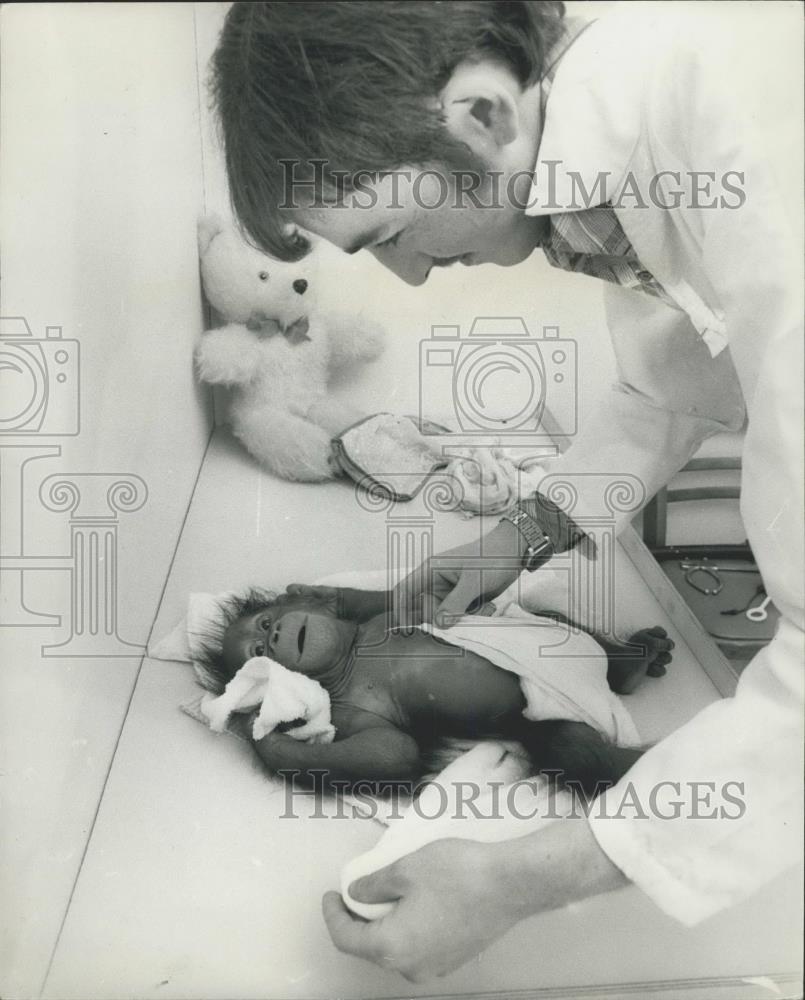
[293,279,308,295]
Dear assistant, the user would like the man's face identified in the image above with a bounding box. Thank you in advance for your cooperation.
[296,166,545,286]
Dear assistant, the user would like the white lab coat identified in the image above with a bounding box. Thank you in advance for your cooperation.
[526,9,804,923]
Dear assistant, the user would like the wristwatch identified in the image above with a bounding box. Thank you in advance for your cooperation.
[501,505,554,572]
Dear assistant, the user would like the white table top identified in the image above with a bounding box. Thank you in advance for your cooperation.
[42,430,802,999]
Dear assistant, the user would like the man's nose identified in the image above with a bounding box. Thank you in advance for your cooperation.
[293,278,308,294]
[370,248,429,286]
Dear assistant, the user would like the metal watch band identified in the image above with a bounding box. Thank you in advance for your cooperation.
[517,492,592,557]
[501,506,554,572]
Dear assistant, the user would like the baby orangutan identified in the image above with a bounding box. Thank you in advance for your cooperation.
[198,585,673,796]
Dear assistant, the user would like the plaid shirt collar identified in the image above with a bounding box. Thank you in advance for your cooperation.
[534,21,680,311]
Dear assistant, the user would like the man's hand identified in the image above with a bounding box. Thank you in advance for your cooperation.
[322,839,523,983]
[323,821,628,983]
[284,582,339,613]
[284,583,391,623]
[391,519,526,628]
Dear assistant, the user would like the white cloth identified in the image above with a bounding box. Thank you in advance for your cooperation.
[342,741,569,920]
[148,591,235,664]
[422,611,640,747]
[149,594,335,742]
[201,656,335,743]
[525,8,803,924]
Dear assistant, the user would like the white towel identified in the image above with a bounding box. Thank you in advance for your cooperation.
[149,590,236,664]
[341,741,576,920]
[421,611,641,748]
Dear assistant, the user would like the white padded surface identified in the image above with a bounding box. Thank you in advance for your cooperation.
[44,430,801,999]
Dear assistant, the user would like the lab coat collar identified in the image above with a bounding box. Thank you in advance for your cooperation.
[525,14,648,217]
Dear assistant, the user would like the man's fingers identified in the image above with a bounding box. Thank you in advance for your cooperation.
[322,891,381,957]
[286,583,322,597]
[392,590,420,630]
[434,573,481,628]
[348,862,407,904]
[419,591,437,625]
[392,564,429,628]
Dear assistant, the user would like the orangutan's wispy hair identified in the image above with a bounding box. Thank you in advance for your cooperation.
[190,587,278,694]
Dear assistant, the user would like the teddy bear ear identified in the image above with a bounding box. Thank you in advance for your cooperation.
[282,223,315,254]
[197,213,226,255]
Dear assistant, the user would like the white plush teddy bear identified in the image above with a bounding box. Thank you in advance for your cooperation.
[195,215,386,481]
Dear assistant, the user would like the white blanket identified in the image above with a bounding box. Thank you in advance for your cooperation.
[422,612,640,747]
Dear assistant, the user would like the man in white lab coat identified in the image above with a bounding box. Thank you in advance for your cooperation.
[212,2,803,981]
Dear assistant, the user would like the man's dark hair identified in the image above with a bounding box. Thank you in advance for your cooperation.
[211,1,566,260]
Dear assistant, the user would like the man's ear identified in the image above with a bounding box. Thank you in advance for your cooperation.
[439,62,521,156]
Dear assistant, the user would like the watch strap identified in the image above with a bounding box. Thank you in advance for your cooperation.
[517,491,591,555]
[501,507,554,572]
[502,490,593,571]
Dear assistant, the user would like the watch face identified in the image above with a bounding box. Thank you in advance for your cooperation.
[525,541,552,571]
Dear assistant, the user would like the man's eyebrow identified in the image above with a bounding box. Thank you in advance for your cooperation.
[344,227,383,255]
